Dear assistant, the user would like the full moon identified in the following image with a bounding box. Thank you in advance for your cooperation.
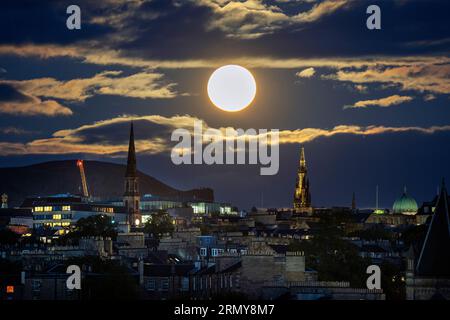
[207,65,256,112]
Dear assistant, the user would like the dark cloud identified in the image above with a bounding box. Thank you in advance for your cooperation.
[0,0,112,45]
[0,83,32,103]
[100,0,450,59]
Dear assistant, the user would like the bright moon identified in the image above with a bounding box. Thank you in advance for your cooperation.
[207,65,256,112]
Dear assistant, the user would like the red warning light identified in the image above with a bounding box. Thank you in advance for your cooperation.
[6,286,14,294]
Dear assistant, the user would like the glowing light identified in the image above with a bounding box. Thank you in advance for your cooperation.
[207,65,256,112]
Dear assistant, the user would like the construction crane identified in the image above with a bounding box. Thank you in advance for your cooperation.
[76,160,90,198]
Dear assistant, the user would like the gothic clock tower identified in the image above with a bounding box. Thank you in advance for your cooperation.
[293,147,312,214]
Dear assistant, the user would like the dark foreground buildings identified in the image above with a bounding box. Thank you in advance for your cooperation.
[406,181,450,299]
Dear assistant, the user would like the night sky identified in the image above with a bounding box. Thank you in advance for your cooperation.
[0,0,450,210]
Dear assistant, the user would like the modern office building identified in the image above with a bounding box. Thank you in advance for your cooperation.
[20,194,127,231]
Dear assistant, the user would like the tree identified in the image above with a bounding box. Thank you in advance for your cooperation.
[379,261,405,300]
[144,211,174,240]
[349,224,394,241]
[67,256,140,300]
[0,228,20,245]
[288,212,371,287]
[62,215,117,243]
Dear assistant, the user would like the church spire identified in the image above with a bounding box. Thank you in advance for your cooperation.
[125,122,137,177]
[300,146,306,169]
[293,146,312,213]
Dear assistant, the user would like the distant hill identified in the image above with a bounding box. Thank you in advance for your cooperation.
[0,160,214,207]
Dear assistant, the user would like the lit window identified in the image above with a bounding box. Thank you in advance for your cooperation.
[62,205,71,211]
[146,279,156,291]
[44,206,53,212]
[161,278,169,291]
[34,207,43,212]
[53,214,62,220]
[6,286,14,294]
[32,280,41,292]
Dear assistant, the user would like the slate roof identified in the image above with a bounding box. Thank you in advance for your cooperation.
[416,181,450,277]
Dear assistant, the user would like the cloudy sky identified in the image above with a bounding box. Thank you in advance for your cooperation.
[1,0,450,209]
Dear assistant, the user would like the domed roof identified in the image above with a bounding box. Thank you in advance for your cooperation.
[393,187,418,215]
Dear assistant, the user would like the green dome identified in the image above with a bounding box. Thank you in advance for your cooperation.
[393,188,418,215]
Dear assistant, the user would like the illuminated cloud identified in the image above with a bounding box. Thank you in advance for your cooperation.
[197,0,287,39]
[293,0,349,23]
[0,71,180,102]
[296,67,316,78]
[333,64,450,94]
[1,115,450,156]
[0,127,34,135]
[354,84,368,92]
[275,124,450,144]
[0,43,449,70]
[0,84,72,117]
[0,98,72,117]
[192,0,352,38]
[0,44,449,107]
[344,95,414,109]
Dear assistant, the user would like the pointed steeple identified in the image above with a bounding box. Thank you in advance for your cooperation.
[294,146,312,212]
[125,122,137,177]
[123,122,141,226]
[300,146,306,169]
[416,179,450,277]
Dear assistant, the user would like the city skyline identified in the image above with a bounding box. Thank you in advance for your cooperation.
[1,1,450,304]
[0,0,450,209]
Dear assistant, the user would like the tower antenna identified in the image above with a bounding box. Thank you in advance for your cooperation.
[375,185,379,210]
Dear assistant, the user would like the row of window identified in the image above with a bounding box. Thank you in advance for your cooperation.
[93,207,114,213]
[200,247,243,257]
[34,222,71,228]
[192,275,234,291]
[141,200,183,211]
[145,278,170,291]
[34,205,71,212]
[33,214,72,220]
[144,276,233,292]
